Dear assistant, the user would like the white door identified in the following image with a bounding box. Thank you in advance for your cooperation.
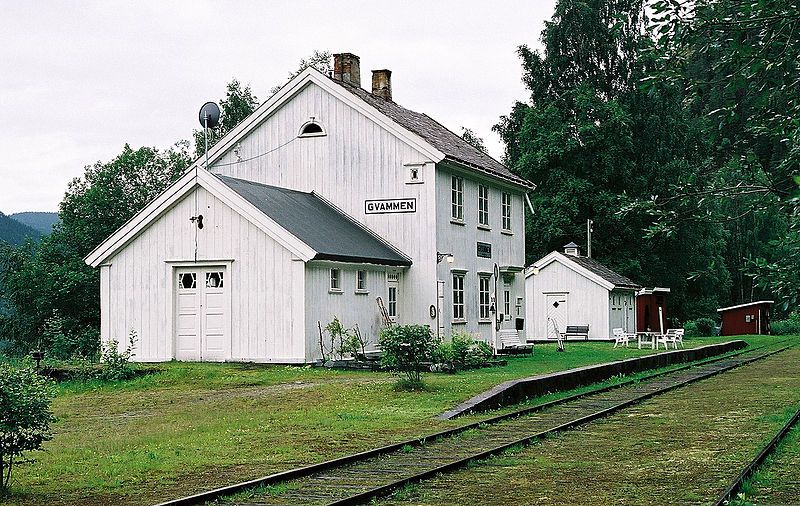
[436,280,445,338]
[546,294,568,339]
[174,267,228,361]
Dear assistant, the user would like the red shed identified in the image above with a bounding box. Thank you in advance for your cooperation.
[637,287,670,333]
[717,300,773,336]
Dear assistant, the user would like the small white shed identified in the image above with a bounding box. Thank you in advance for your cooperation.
[525,243,641,340]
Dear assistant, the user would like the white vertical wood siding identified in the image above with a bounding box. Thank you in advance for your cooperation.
[104,186,305,362]
[209,82,437,328]
[435,167,527,341]
[303,263,389,361]
[526,260,610,340]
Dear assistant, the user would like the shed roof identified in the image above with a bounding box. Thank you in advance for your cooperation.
[216,175,411,266]
[717,300,774,313]
[564,255,641,290]
[330,78,532,189]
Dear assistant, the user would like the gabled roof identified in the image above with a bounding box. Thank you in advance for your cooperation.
[566,255,641,290]
[85,169,410,268]
[331,78,532,189]
[216,175,411,266]
[526,251,641,291]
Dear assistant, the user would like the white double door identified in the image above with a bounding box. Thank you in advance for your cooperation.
[175,267,228,361]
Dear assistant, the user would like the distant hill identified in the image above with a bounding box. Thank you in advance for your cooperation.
[10,212,59,234]
[0,212,41,246]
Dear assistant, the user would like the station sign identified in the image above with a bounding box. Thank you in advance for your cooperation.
[477,242,492,258]
[365,198,417,214]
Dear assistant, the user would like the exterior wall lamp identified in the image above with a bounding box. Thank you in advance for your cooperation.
[436,252,454,264]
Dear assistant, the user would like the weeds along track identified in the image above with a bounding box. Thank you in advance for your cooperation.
[156,342,794,506]
[712,403,800,506]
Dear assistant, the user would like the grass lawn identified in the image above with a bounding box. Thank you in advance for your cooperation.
[732,421,800,505]
[379,346,800,506]
[1,334,789,505]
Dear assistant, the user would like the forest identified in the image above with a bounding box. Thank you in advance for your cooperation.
[1,0,798,357]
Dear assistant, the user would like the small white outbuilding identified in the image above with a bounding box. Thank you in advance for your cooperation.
[525,243,641,340]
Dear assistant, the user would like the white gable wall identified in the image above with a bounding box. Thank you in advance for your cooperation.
[526,259,610,340]
[103,186,306,362]
[209,81,438,328]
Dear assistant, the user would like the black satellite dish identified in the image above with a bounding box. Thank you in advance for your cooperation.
[198,102,221,129]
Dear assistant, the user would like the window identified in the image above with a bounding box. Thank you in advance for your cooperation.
[388,286,397,319]
[298,120,326,137]
[178,272,196,289]
[504,289,511,319]
[478,185,489,227]
[206,271,224,288]
[452,273,465,320]
[479,275,491,320]
[330,268,341,291]
[356,270,367,292]
[501,192,512,231]
[451,176,464,221]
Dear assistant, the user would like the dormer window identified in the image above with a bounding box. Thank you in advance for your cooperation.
[298,119,326,137]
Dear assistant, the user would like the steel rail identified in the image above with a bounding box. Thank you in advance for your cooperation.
[154,341,792,506]
[712,404,800,506]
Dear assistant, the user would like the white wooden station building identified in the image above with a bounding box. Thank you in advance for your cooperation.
[85,53,533,363]
[525,243,641,340]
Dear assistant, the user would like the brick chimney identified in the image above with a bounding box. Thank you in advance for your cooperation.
[371,69,392,101]
[333,53,361,87]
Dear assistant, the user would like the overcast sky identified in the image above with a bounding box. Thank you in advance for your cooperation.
[0,1,555,214]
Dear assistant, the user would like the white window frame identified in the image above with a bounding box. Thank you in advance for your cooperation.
[356,270,367,293]
[451,176,464,222]
[504,288,511,319]
[329,268,341,292]
[501,192,512,232]
[452,272,465,321]
[297,120,326,138]
[478,275,491,321]
[478,184,489,227]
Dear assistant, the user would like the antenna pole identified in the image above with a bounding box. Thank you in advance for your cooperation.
[587,219,593,258]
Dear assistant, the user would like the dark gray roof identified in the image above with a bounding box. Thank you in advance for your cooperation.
[216,175,411,266]
[330,78,533,189]
[564,242,580,248]
[565,255,641,290]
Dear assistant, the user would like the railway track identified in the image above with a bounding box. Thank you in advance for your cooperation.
[713,404,800,506]
[157,342,793,506]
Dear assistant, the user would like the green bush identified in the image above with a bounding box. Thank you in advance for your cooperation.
[98,331,138,382]
[0,363,57,492]
[379,325,435,386]
[684,317,717,337]
[433,333,494,372]
[771,312,800,335]
[39,312,99,361]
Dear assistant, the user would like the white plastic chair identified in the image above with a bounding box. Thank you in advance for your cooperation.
[665,328,684,349]
[613,328,631,348]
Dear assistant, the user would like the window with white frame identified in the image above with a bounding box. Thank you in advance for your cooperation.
[356,270,367,292]
[479,275,491,320]
[451,176,464,221]
[504,289,511,319]
[452,273,465,320]
[501,192,512,231]
[330,268,341,291]
[478,185,489,227]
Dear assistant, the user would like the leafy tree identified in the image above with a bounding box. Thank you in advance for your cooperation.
[193,79,260,158]
[270,49,332,95]
[0,363,56,492]
[495,0,731,319]
[642,0,800,310]
[460,127,487,153]
[0,144,191,354]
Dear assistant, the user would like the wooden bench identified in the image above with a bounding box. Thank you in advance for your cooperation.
[562,325,590,341]
[497,330,533,355]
